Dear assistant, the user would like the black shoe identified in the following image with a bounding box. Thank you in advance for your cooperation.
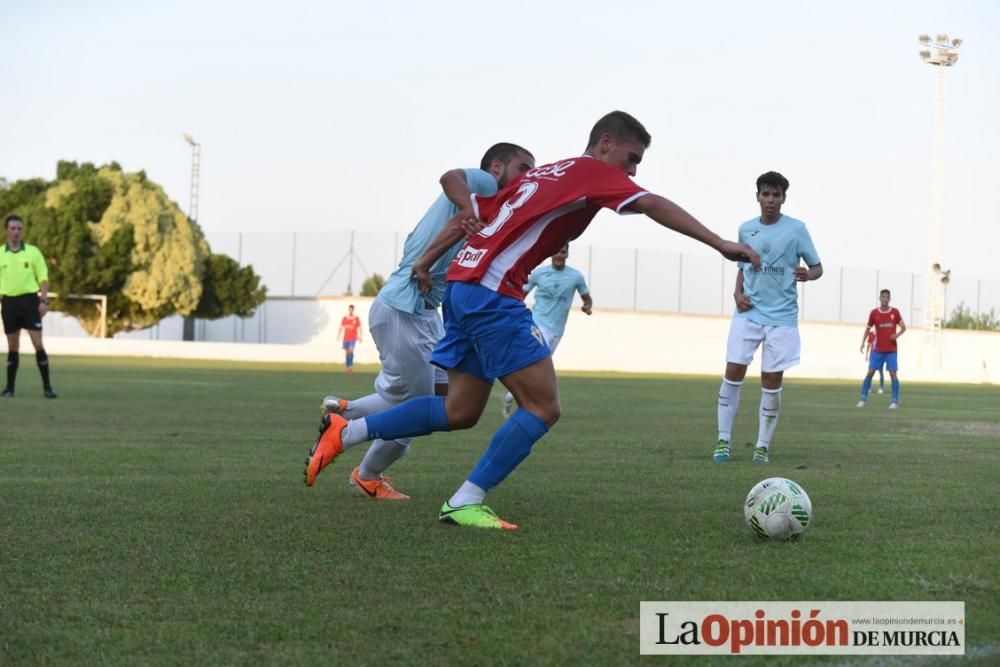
[1,389,13,398]
[43,387,58,399]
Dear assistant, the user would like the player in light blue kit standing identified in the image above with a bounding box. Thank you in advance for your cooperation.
[713,171,823,464]
[501,243,592,417]
[320,143,535,499]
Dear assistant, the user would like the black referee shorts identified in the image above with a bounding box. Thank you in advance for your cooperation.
[1,293,43,335]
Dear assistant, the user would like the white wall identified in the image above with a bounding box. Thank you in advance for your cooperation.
[29,296,999,384]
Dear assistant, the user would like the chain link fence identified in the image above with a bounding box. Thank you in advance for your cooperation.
[205,230,1000,328]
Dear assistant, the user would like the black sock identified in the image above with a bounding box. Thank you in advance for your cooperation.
[5,351,18,391]
[36,350,52,389]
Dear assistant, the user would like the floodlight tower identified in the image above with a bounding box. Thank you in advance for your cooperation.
[182,133,201,223]
[182,133,202,341]
[917,33,961,368]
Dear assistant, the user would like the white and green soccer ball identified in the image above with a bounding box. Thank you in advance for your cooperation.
[744,477,813,541]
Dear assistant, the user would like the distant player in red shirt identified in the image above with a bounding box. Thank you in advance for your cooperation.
[337,305,362,374]
[863,327,885,395]
[304,110,760,529]
[857,289,906,409]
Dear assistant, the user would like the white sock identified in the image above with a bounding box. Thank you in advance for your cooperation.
[342,393,394,419]
[448,480,486,508]
[757,387,782,449]
[358,438,412,479]
[503,390,513,403]
[717,378,743,442]
[341,418,370,449]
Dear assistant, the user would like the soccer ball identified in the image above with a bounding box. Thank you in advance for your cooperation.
[744,477,813,541]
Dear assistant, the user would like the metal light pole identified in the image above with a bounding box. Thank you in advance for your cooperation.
[917,33,961,368]
[182,133,201,341]
[182,133,201,223]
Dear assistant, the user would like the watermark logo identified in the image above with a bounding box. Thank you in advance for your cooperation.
[640,602,964,655]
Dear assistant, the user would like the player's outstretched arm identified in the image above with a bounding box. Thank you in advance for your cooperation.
[631,194,760,268]
[440,170,473,210]
[411,209,477,293]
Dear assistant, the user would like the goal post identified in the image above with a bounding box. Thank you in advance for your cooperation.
[47,292,108,338]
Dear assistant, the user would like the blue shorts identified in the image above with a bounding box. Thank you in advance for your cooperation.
[869,350,898,373]
[430,282,551,384]
[343,340,357,351]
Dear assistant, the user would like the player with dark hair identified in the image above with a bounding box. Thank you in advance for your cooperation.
[1,215,57,398]
[303,110,759,529]
[479,143,531,172]
[713,171,823,465]
[857,289,905,409]
[320,143,535,499]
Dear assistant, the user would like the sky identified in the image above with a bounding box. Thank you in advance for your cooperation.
[3,0,1000,288]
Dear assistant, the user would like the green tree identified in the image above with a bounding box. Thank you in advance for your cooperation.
[360,273,385,297]
[1,161,266,336]
[944,302,1000,331]
[194,254,267,319]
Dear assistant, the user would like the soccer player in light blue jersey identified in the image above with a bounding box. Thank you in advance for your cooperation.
[501,243,592,417]
[319,143,535,499]
[713,172,823,465]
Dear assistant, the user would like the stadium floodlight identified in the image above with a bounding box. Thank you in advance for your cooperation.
[181,133,202,341]
[918,33,962,368]
[919,33,961,66]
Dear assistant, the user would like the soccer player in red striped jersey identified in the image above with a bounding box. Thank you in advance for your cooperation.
[303,111,760,529]
[337,305,363,374]
[857,289,906,408]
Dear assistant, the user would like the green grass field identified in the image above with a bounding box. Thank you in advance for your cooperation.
[1,356,998,666]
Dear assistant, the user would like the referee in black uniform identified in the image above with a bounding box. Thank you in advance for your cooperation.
[1,215,57,398]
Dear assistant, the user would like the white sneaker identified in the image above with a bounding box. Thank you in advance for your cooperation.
[501,392,515,418]
[856,400,866,408]
[889,402,898,410]
[877,388,884,395]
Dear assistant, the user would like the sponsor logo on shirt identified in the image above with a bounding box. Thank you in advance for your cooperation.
[525,160,576,181]
[456,247,488,268]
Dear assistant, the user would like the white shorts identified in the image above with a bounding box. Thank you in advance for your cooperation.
[725,317,800,373]
[536,322,562,354]
[370,299,447,403]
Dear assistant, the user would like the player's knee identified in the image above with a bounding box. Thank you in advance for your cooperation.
[446,406,481,430]
[522,400,560,427]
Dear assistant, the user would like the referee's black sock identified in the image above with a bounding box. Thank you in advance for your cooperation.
[36,350,52,389]
[5,351,18,391]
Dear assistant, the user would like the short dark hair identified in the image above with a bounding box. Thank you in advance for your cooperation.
[586,111,652,151]
[756,171,790,195]
[5,214,23,228]
[880,289,891,297]
[480,143,533,171]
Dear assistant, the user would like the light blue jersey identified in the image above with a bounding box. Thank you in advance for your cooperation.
[377,169,499,314]
[524,264,589,337]
[735,215,820,327]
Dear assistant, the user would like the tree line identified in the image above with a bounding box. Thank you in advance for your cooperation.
[1,161,266,337]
